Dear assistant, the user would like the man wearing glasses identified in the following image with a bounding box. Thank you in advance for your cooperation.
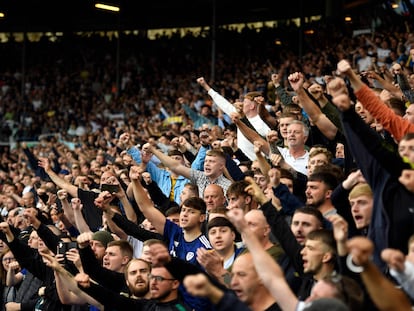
[148,267,182,303]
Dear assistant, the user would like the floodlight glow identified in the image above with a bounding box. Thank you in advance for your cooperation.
[95,3,120,12]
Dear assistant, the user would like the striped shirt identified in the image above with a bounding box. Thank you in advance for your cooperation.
[190,169,232,198]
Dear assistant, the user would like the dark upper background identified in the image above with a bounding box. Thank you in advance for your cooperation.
[0,0,392,32]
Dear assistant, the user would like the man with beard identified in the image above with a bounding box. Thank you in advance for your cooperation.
[72,249,193,311]
[39,255,152,309]
[305,170,339,219]
[290,208,324,246]
[124,259,151,299]
[42,249,193,311]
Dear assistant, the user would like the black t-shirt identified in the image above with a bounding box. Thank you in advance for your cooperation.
[265,302,282,311]
[77,188,102,231]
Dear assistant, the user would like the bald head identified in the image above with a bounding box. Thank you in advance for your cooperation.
[22,192,35,208]
[244,209,271,244]
[231,252,273,308]
[203,184,227,212]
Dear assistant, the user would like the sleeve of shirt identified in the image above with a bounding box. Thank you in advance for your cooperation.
[183,104,201,123]
[163,219,181,241]
[260,201,304,275]
[225,154,245,182]
[273,183,304,216]
[7,238,48,282]
[112,213,163,241]
[389,261,414,301]
[207,89,236,116]
[77,189,102,231]
[79,246,127,293]
[145,160,165,184]
[191,145,209,171]
[355,84,414,142]
[79,282,146,310]
[126,146,142,164]
[190,169,203,185]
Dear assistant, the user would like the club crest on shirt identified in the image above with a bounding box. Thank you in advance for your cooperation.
[186,252,195,261]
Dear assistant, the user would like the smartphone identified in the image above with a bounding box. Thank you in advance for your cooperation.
[57,241,77,263]
[101,184,118,193]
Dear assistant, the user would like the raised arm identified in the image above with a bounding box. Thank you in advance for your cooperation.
[245,176,304,271]
[253,141,272,174]
[56,189,75,226]
[38,157,78,198]
[288,72,338,140]
[41,251,103,309]
[129,166,166,235]
[336,59,414,142]
[0,222,49,282]
[111,176,137,224]
[111,212,163,241]
[76,232,127,292]
[145,144,191,179]
[197,77,237,117]
[231,111,270,155]
[24,207,60,252]
[95,196,128,240]
[6,260,23,287]
[365,70,403,99]
[347,237,412,311]
[271,73,295,106]
[256,94,279,129]
[227,208,299,311]
[71,198,92,234]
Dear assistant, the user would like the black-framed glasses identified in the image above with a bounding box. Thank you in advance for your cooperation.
[149,274,175,282]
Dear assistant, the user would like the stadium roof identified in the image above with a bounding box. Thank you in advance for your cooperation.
[0,0,380,32]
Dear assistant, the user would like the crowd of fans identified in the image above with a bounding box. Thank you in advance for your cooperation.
[0,6,414,311]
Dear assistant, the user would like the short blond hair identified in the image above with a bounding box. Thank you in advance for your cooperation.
[244,91,262,101]
[206,149,226,161]
[309,147,333,163]
[348,183,372,200]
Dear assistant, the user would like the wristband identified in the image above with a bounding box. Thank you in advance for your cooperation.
[346,254,364,273]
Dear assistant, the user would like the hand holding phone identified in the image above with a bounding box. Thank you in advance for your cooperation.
[100,184,119,194]
[57,241,77,264]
